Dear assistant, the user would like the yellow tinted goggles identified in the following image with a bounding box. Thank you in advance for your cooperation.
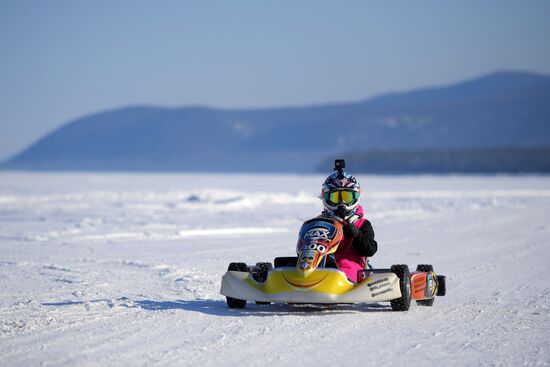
[324,190,359,205]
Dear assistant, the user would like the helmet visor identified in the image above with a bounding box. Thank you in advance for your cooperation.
[324,189,359,206]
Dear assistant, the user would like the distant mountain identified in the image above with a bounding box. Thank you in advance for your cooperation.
[3,71,550,173]
[319,146,550,174]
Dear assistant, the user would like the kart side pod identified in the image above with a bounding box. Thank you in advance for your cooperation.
[221,266,404,306]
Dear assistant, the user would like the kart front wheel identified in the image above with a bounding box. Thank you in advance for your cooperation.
[252,262,273,283]
[253,262,273,305]
[226,262,248,309]
[390,264,411,311]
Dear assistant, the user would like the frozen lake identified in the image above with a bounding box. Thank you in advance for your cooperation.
[1,172,549,366]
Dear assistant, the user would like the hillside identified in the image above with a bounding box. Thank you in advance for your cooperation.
[3,71,550,172]
[320,146,550,174]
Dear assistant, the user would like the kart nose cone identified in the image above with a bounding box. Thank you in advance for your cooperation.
[298,259,314,273]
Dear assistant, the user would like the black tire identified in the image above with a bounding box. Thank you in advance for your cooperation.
[390,264,411,311]
[226,262,248,309]
[252,262,273,283]
[416,264,435,306]
[228,262,249,272]
[417,298,435,307]
[253,262,273,305]
[416,264,433,272]
[436,275,446,296]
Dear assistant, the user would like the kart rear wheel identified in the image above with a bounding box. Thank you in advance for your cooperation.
[390,265,411,311]
[226,262,248,309]
[390,264,411,311]
[436,275,446,296]
[417,298,435,306]
[416,264,435,306]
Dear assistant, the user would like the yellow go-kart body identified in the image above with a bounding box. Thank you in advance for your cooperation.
[220,266,402,304]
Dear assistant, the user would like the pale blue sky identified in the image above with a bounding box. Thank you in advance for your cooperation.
[1,0,549,161]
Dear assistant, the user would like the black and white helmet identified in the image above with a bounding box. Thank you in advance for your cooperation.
[321,165,361,218]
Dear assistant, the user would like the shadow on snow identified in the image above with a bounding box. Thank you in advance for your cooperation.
[42,298,392,316]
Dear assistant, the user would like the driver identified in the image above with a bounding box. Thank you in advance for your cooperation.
[319,161,377,283]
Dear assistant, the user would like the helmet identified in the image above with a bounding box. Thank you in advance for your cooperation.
[321,161,361,218]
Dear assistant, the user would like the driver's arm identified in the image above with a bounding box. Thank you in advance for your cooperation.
[349,220,378,257]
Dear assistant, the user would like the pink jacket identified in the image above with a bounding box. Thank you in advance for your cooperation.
[334,205,368,283]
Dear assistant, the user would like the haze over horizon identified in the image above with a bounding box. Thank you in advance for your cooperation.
[1,1,550,161]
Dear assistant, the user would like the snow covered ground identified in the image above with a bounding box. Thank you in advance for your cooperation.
[1,172,549,366]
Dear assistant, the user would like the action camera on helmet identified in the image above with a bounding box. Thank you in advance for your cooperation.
[334,159,345,171]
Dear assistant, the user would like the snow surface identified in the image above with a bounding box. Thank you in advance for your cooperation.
[1,172,549,366]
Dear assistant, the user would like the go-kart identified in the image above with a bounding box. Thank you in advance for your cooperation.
[220,216,446,311]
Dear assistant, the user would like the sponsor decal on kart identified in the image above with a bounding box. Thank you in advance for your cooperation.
[371,288,393,297]
[300,221,338,242]
[302,242,327,253]
[298,250,317,270]
[367,278,389,287]
[369,282,391,291]
[304,227,331,241]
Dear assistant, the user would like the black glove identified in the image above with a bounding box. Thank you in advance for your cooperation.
[343,222,360,238]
